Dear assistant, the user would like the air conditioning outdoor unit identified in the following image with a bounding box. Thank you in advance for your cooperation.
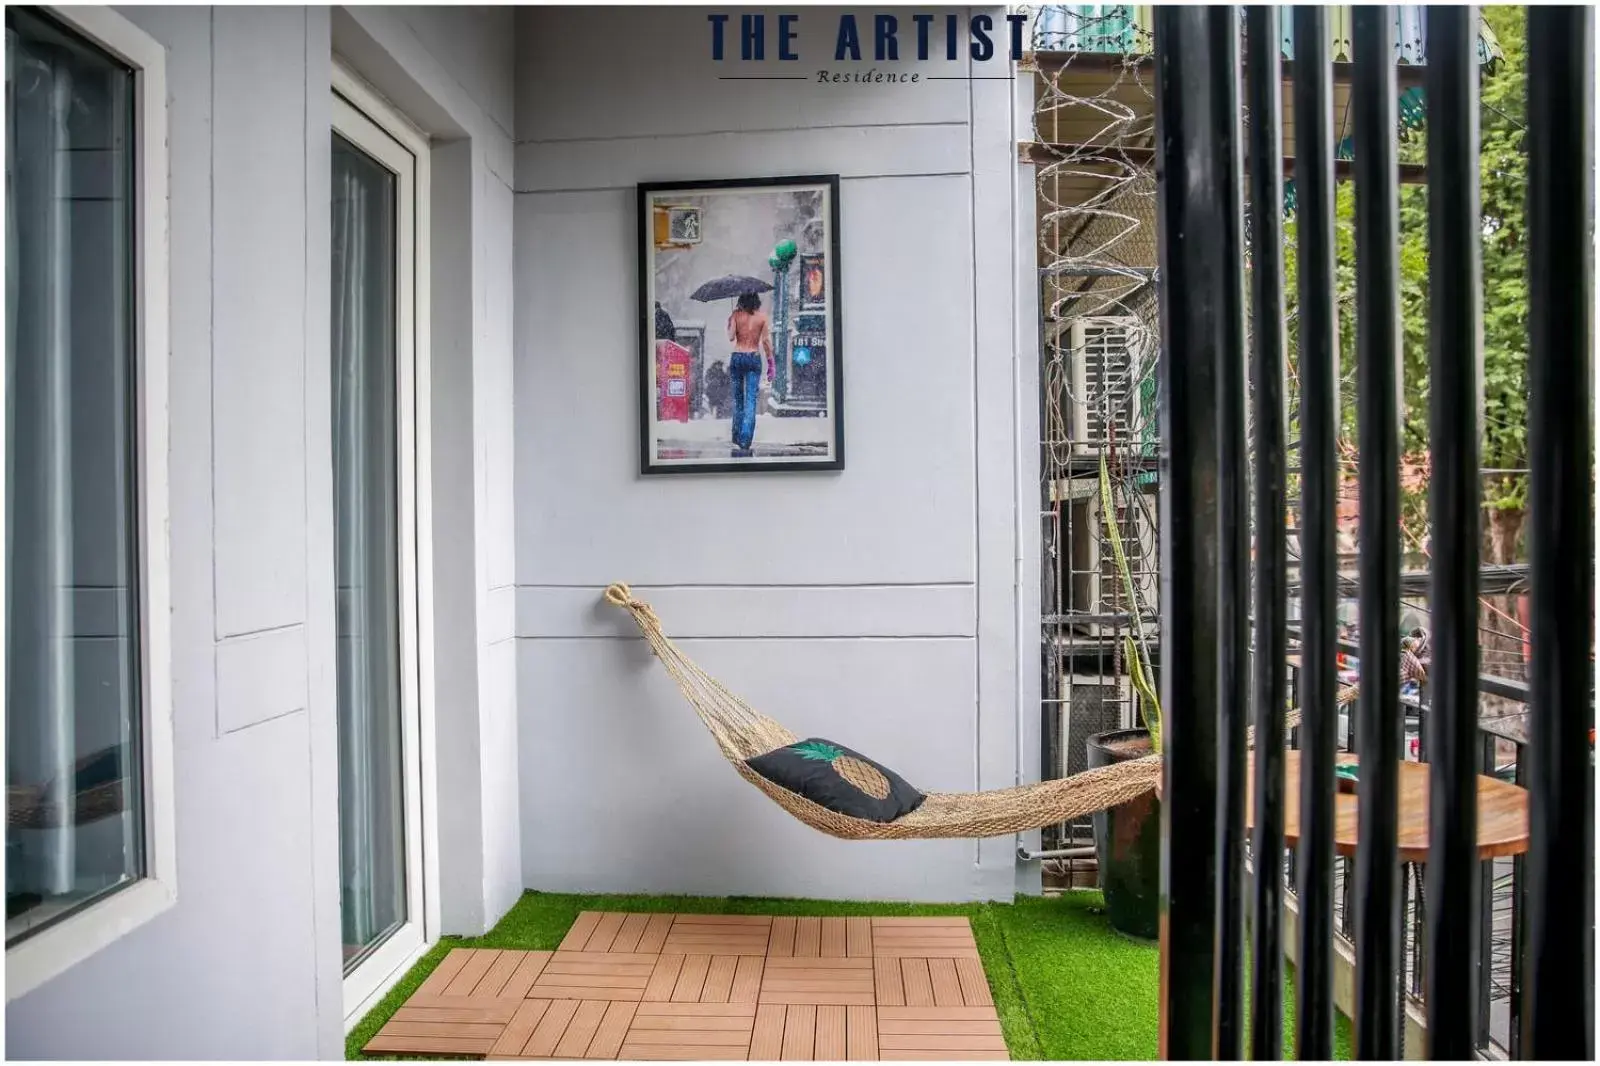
[1067,315,1152,456]
[1067,488,1158,636]
[1049,671,1137,836]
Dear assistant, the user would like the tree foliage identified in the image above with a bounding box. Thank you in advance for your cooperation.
[1281,7,1530,559]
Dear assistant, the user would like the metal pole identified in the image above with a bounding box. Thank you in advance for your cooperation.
[1291,7,1339,1059]
[1214,2,1251,1052]
[1524,5,1596,1059]
[1245,7,1288,1060]
[1351,7,1402,1059]
[1424,7,1484,1057]
[1151,6,1233,1056]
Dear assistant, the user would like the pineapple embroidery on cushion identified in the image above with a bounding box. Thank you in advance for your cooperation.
[744,736,925,823]
[793,740,892,800]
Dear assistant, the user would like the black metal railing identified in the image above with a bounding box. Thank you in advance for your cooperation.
[1151,4,1594,1060]
[1280,630,1589,1057]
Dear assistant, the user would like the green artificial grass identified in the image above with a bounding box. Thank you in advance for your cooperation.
[347,890,1352,1061]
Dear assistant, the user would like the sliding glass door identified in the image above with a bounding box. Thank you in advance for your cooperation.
[331,85,425,1011]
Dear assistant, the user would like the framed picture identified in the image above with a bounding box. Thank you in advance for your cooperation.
[637,175,843,474]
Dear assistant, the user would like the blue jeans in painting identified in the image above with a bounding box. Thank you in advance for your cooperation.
[729,351,761,457]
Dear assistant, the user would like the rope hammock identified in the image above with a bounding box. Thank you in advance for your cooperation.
[603,584,1426,842]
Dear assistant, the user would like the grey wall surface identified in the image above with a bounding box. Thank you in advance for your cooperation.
[512,7,1040,902]
[8,5,520,1057]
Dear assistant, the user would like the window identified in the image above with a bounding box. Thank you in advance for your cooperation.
[5,5,172,998]
[330,66,435,1021]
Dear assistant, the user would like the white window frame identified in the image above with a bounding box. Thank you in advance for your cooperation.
[5,5,176,1001]
[330,62,440,1027]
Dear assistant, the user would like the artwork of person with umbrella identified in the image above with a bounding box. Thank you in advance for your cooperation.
[690,274,773,457]
[637,177,843,474]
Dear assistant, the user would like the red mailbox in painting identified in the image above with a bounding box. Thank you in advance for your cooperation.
[656,339,691,423]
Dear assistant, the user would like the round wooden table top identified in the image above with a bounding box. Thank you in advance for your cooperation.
[1246,752,1529,863]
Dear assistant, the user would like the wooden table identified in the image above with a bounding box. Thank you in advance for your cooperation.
[1246,752,1530,863]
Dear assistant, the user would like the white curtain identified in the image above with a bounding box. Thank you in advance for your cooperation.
[7,32,79,901]
[331,134,405,959]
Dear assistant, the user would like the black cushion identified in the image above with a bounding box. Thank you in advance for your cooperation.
[745,738,925,823]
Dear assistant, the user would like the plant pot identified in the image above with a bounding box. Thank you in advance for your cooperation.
[1087,727,1161,941]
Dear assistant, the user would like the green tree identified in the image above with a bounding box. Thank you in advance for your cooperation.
[1284,6,1530,567]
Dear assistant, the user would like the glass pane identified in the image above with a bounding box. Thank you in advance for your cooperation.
[5,7,142,945]
[331,131,406,971]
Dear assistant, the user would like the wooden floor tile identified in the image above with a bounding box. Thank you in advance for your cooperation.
[815,1004,847,1060]
[586,1002,638,1059]
[366,950,553,1058]
[782,1003,817,1060]
[368,912,1009,1061]
[751,1003,787,1059]
[622,999,757,1061]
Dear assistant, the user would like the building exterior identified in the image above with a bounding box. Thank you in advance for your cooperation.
[4,5,1041,1056]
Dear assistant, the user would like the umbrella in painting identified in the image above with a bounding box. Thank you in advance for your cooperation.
[689,274,774,302]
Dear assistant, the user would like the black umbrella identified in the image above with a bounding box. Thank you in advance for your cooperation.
[689,274,774,302]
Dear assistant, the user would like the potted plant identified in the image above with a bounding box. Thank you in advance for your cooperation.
[1087,455,1163,940]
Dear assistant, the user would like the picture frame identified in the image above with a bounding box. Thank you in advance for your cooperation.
[637,175,844,475]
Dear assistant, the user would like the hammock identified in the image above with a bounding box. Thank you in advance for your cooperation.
[603,585,1423,841]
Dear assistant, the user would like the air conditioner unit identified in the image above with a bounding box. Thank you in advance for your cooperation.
[1048,671,1137,836]
[1067,488,1158,635]
[1067,316,1153,456]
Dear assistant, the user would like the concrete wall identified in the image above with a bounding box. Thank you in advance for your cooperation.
[7,5,518,1057]
[512,7,1039,902]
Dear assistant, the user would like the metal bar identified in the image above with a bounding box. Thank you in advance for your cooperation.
[1214,4,1251,1051]
[1151,6,1231,1056]
[1350,8,1402,1058]
[1477,734,1495,1051]
[1245,7,1287,1060]
[1524,6,1596,1060]
[1423,7,1484,1057]
[1291,6,1339,1059]
[1509,748,1526,1060]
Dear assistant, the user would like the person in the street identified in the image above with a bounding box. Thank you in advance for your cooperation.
[727,292,771,457]
[705,360,730,419]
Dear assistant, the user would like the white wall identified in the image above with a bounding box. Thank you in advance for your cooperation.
[513,7,1039,902]
[7,5,519,1057]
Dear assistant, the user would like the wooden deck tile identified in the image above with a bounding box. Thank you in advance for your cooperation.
[955,956,993,1006]
[671,954,712,1002]
[368,912,1008,1061]
[901,959,935,1007]
[488,1000,552,1058]
[846,917,873,958]
[782,1004,817,1060]
[820,918,848,959]
[415,947,474,996]
[622,1000,757,1061]
[586,1002,638,1059]
[873,957,904,1007]
[793,917,822,957]
[642,954,686,1002]
[366,950,557,1058]
[768,916,797,957]
[609,912,650,954]
[730,956,765,1003]
[637,913,675,954]
[751,1003,787,1059]
[560,912,603,952]
[816,1004,847,1060]
[663,920,773,956]
[701,955,739,1003]
[846,1004,878,1060]
[928,958,964,1006]
[553,1001,612,1058]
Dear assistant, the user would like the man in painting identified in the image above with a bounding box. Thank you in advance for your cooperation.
[727,292,772,458]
